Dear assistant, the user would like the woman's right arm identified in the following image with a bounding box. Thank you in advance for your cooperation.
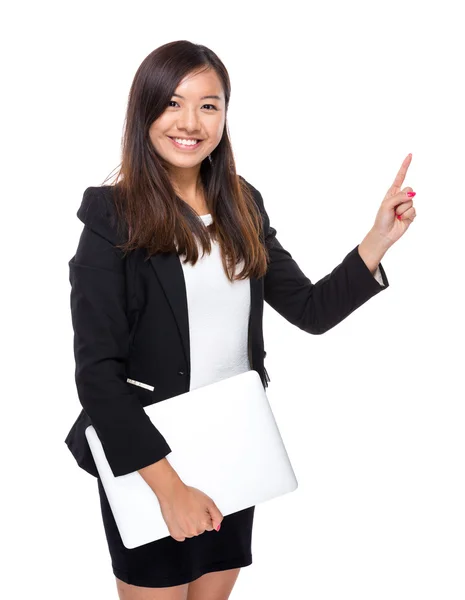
[69,188,172,477]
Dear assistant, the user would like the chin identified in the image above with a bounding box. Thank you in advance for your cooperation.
[168,158,204,168]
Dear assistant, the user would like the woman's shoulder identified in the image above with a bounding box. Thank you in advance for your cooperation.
[76,184,126,245]
[238,174,265,214]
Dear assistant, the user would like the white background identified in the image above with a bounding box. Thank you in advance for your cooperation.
[2,1,464,598]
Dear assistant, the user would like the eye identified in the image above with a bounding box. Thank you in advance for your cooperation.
[168,101,218,110]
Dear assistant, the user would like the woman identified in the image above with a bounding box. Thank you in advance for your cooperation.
[65,40,416,600]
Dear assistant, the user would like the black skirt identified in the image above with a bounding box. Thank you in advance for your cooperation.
[96,477,255,588]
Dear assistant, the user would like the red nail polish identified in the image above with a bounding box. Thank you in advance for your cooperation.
[397,214,402,220]
[407,191,416,197]
[216,524,221,531]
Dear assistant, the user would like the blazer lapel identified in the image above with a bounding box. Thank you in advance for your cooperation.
[149,252,264,376]
[149,252,191,370]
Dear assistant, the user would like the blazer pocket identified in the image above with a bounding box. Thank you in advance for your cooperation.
[126,377,155,392]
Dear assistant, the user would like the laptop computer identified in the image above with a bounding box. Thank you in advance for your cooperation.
[85,369,298,549]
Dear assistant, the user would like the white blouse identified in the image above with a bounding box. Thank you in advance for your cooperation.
[178,214,251,391]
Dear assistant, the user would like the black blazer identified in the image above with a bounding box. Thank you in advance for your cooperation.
[65,176,389,478]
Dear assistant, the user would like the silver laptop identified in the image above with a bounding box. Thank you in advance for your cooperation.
[85,369,298,549]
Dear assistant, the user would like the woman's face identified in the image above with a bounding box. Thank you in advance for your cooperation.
[149,68,226,171]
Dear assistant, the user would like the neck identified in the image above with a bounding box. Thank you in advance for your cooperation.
[168,164,208,215]
[168,164,202,197]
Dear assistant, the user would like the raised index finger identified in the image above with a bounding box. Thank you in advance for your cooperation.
[389,153,412,193]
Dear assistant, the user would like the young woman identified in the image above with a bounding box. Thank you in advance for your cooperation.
[65,40,416,600]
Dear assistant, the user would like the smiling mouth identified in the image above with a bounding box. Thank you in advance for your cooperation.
[168,136,203,149]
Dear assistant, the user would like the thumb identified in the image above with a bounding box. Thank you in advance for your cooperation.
[386,187,414,211]
[208,502,224,532]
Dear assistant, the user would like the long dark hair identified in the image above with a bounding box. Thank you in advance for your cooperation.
[102,40,268,281]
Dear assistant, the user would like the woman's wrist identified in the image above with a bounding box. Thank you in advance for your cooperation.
[138,457,183,500]
[358,229,391,275]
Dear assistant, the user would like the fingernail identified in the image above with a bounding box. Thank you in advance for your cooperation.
[406,191,416,197]
[397,214,402,220]
[216,524,221,531]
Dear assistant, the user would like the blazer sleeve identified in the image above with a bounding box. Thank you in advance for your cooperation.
[248,181,390,334]
[69,187,172,477]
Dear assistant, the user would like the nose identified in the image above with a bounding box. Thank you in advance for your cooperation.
[176,106,201,135]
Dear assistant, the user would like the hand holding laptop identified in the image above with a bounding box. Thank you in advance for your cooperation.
[159,481,224,541]
[139,457,224,541]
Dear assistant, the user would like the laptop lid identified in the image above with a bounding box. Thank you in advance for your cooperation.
[86,369,298,549]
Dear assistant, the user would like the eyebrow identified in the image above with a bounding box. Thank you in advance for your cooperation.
[172,93,222,101]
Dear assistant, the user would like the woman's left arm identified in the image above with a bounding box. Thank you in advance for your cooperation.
[250,154,417,334]
[261,212,390,335]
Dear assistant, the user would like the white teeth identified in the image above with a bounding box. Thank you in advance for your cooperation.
[172,137,199,146]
